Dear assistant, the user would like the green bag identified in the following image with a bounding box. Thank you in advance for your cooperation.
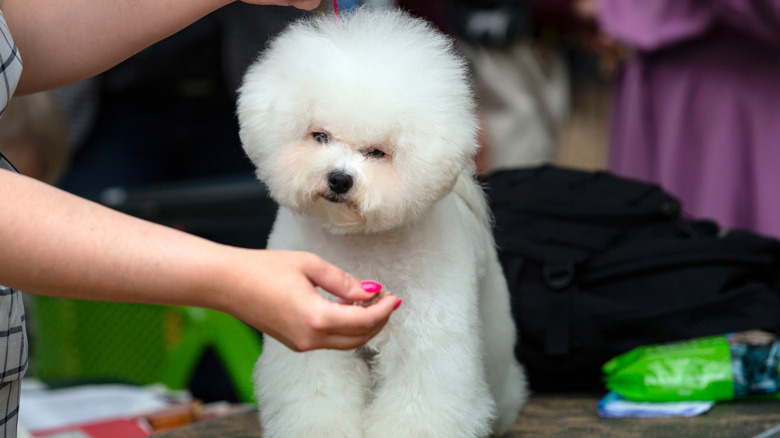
[603,331,780,402]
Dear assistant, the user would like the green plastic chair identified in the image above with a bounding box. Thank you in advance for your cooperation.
[28,296,262,403]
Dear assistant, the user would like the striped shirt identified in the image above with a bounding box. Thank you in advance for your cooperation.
[0,6,21,117]
[0,3,28,438]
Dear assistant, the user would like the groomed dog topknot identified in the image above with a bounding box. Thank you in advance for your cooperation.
[237,8,480,233]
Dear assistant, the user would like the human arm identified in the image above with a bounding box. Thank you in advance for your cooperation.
[1,0,320,94]
[0,169,397,351]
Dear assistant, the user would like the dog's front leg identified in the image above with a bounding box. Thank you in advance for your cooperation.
[362,301,496,438]
[255,336,370,438]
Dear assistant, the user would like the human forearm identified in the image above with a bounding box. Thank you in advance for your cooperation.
[2,0,321,94]
[0,170,397,350]
[2,0,236,94]
[0,170,232,309]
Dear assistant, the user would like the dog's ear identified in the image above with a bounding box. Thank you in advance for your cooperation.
[263,92,310,137]
[238,73,311,157]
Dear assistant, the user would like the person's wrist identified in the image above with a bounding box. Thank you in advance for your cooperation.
[188,243,244,315]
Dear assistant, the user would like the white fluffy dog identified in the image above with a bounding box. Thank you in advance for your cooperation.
[237,8,527,438]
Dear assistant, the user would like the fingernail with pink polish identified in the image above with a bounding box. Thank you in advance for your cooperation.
[394,299,402,310]
[361,280,383,293]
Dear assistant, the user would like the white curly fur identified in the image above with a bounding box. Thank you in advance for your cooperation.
[237,8,527,437]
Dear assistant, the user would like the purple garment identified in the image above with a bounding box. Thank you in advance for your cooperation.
[599,0,780,237]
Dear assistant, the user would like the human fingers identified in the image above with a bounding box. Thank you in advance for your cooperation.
[240,0,321,10]
[289,0,320,10]
[312,304,393,350]
[335,280,388,305]
[300,253,385,303]
[315,323,386,350]
[318,295,399,338]
[280,295,398,352]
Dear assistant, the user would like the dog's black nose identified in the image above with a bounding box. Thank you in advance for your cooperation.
[328,171,353,194]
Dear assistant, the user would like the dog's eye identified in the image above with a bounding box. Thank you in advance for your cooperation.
[312,132,329,144]
[365,149,386,159]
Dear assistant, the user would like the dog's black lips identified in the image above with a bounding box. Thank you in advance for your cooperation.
[322,193,346,203]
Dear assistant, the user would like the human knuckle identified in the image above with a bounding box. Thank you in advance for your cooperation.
[293,338,316,352]
[299,251,322,266]
[306,311,330,333]
[354,317,374,333]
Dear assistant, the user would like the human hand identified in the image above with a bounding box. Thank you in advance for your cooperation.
[239,0,321,10]
[219,249,399,352]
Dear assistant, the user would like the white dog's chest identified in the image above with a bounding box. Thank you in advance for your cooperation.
[267,195,484,296]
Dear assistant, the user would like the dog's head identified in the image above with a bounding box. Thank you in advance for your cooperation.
[237,8,478,234]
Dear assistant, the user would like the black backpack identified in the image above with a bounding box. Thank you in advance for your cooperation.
[482,165,780,392]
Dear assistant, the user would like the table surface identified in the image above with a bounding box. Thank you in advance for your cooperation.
[157,393,780,438]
